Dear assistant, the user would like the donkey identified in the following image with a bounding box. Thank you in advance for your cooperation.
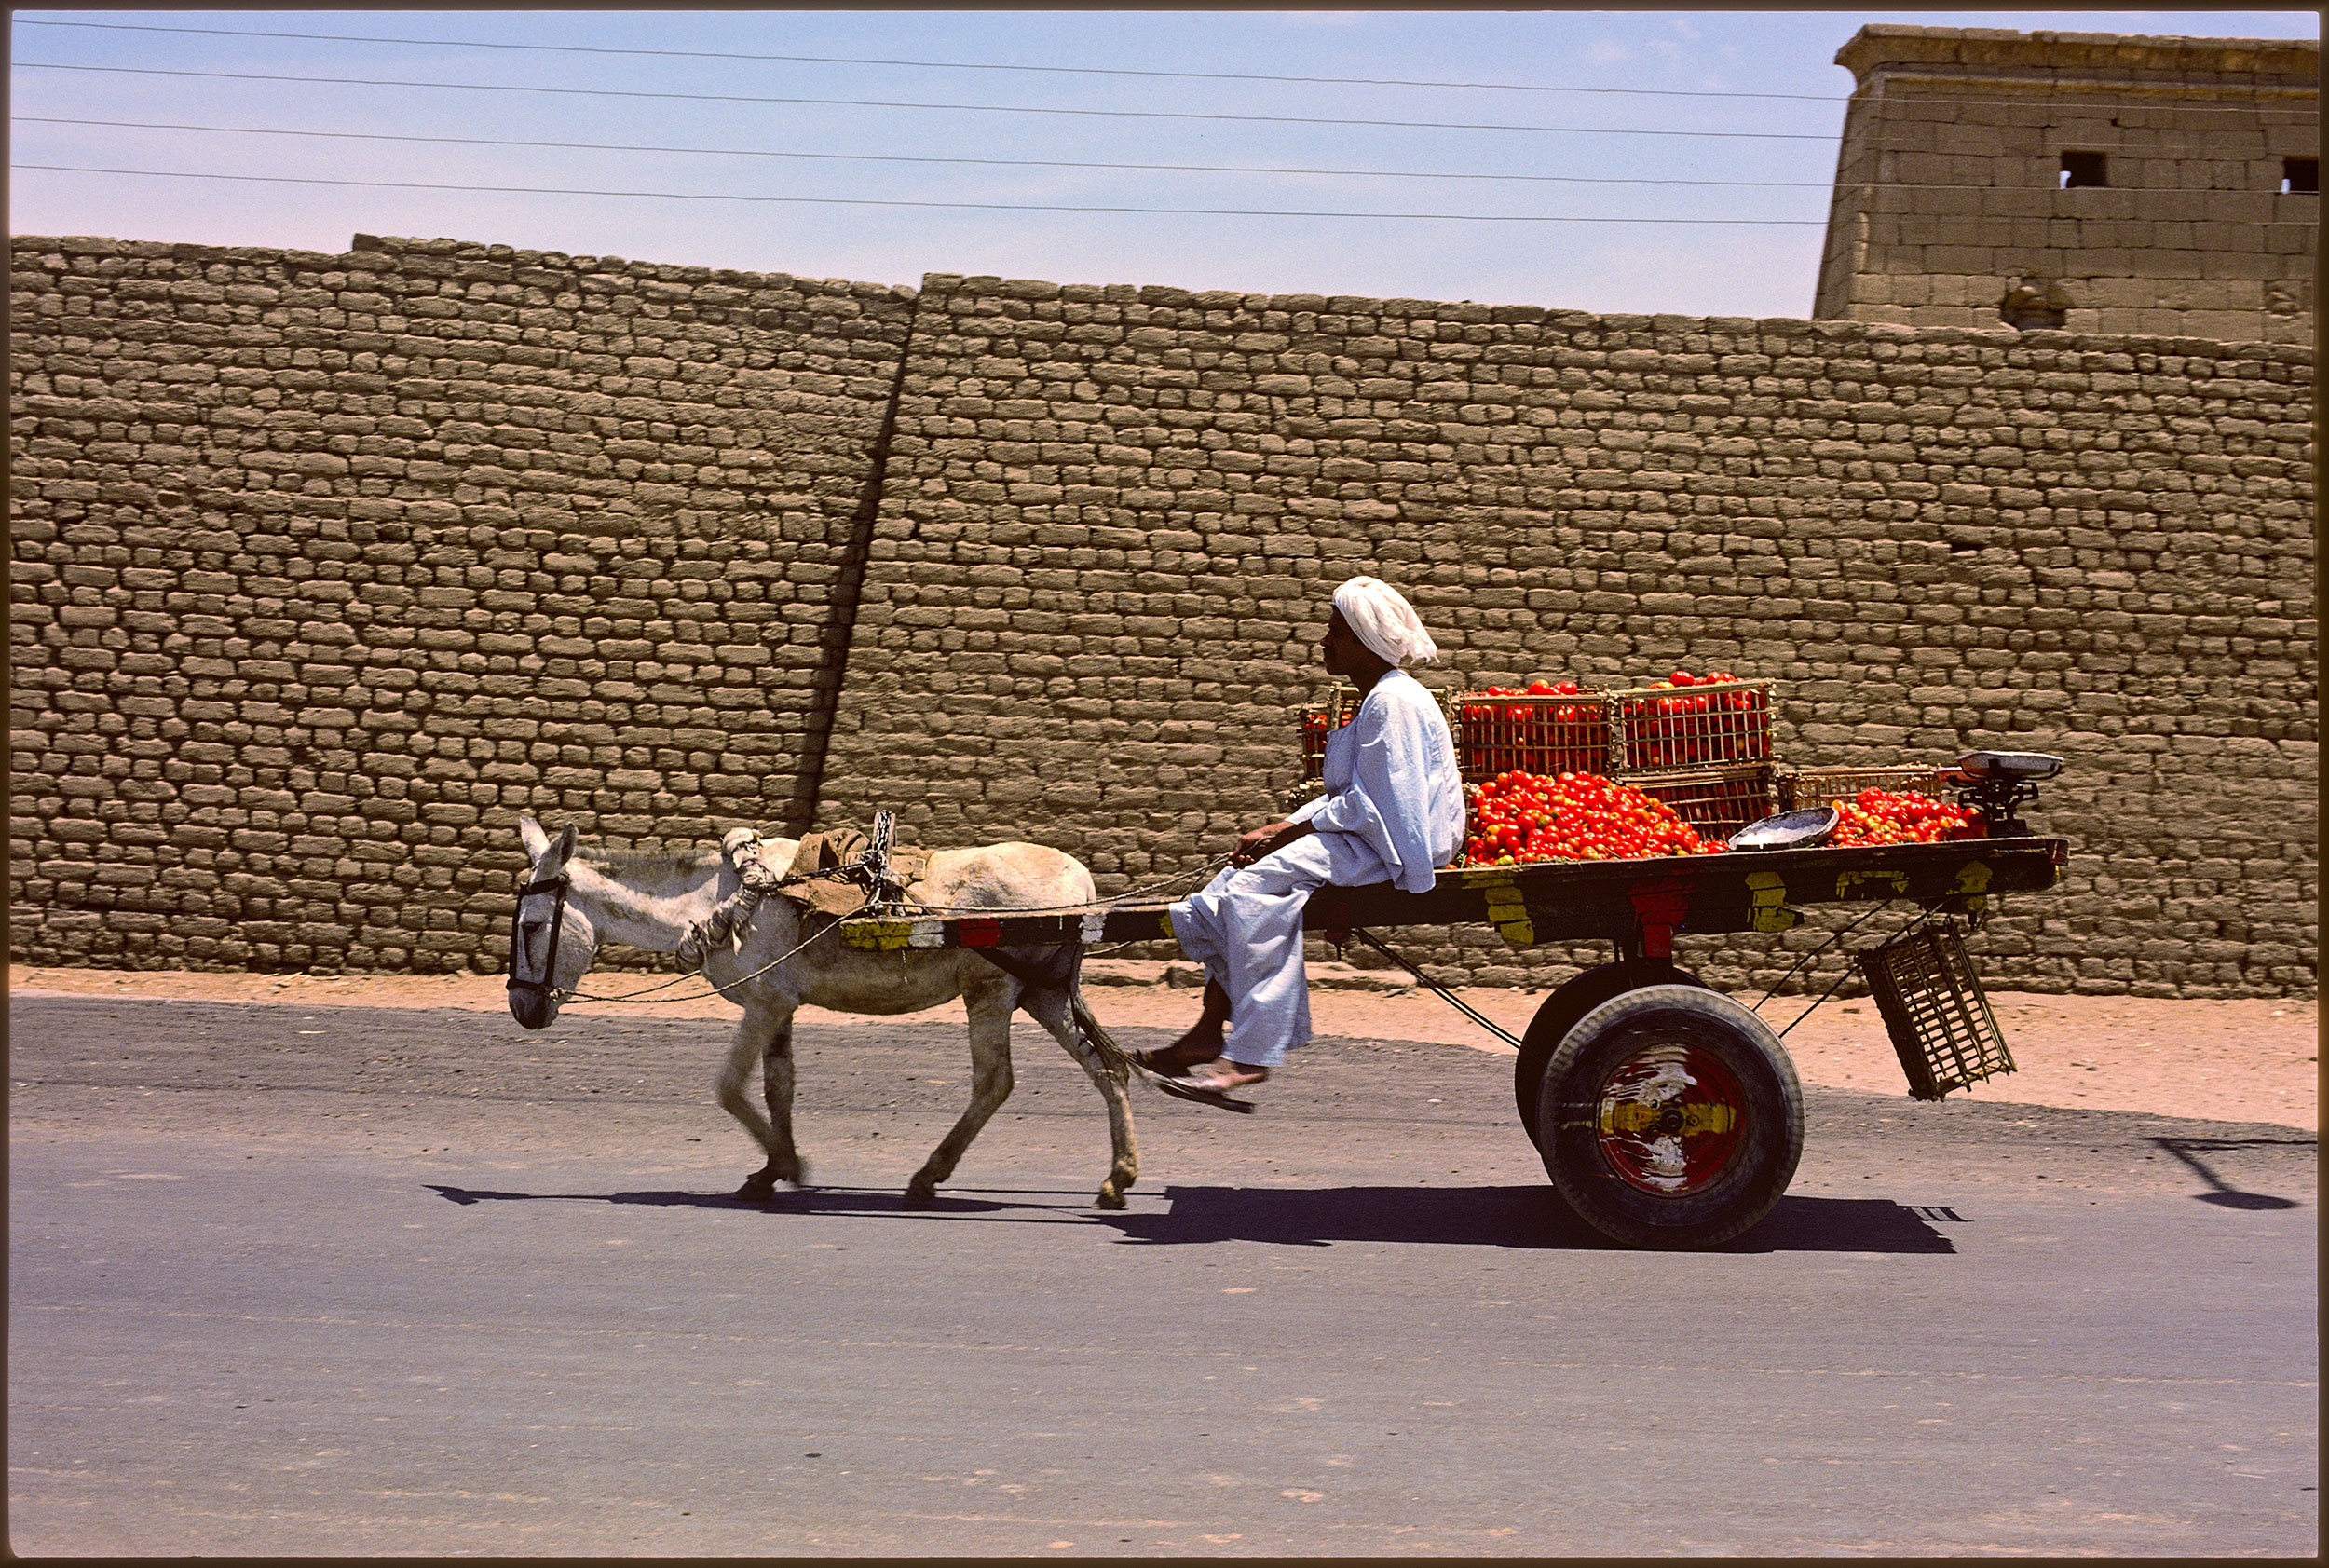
[506,815,1141,1208]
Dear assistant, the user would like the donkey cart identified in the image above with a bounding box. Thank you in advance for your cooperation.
[838,818,2069,1251]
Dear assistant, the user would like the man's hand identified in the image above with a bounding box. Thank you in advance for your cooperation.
[1232,819,1314,866]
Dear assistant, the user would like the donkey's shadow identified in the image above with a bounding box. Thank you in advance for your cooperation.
[429,1182,1030,1219]
[428,1182,1954,1253]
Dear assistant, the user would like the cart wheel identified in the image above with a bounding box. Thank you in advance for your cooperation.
[1515,960,1704,1147]
[1536,985,1803,1250]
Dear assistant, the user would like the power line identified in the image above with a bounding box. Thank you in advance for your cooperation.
[0,17,1861,103]
[7,163,1839,223]
[19,116,2316,198]
[11,61,1846,142]
[15,16,2319,121]
[26,116,1815,188]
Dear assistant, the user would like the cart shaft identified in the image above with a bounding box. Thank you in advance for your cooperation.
[838,838,2067,954]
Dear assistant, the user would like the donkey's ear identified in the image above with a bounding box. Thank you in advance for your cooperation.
[519,814,550,859]
[554,824,579,863]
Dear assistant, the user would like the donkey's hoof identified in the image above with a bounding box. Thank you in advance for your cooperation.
[903,1179,940,1207]
[1094,1188,1128,1211]
[734,1173,778,1202]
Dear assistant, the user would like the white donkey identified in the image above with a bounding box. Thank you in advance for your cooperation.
[506,815,1141,1208]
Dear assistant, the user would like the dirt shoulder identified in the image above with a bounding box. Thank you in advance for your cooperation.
[11,962,2315,1131]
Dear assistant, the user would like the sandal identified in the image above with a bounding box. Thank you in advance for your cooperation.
[1136,1063,1260,1114]
[1182,1059,1269,1094]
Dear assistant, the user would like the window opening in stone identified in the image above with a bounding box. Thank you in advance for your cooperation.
[2058,152,2108,189]
[2283,157,2318,195]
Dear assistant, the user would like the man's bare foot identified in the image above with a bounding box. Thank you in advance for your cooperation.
[1179,1059,1269,1093]
[1134,977,1232,1076]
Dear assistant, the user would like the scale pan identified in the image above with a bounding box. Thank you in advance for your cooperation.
[1728,806,1839,852]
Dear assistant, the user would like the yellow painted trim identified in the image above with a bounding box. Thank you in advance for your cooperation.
[1745,868,1802,934]
[1837,868,1910,901]
[840,918,915,951]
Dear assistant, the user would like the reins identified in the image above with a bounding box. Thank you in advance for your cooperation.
[554,918,843,1005]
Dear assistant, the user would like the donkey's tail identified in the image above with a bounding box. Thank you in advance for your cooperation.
[977,944,1134,1078]
[1067,981,1135,1079]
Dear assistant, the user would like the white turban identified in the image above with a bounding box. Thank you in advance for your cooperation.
[1333,576,1440,666]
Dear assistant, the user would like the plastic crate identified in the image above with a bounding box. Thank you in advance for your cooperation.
[1300,692,1358,782]
[1628,763,1777,841]
[1780,762,1954,812]
[1855,919,2017,1101]
[1609,679,1776,772]
[1448,689,1614,782]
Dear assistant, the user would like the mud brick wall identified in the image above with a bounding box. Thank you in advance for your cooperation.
[816,275,2315,997]
[10,239,2317,996]
[10,234,913,972]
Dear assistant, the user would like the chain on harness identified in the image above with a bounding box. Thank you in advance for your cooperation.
[673,811,908,972]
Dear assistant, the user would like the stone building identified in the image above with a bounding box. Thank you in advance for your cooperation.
[1814,25,2318,342]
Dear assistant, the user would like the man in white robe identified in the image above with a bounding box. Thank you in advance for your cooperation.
[1143,577,1465,1097]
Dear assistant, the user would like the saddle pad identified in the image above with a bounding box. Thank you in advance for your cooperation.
[784,826,931,920]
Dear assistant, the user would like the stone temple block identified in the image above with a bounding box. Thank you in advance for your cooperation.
[1814,26,2318,345]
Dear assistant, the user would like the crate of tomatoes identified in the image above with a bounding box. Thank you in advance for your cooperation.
[1625,762,1777,841]
[1780,763,1953,813]
[1448,679,1613,781]
[1607,669,1775,772]
[1448,667,1776,784]
[1298,691,1359,782]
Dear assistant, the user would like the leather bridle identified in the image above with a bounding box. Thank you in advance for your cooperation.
[507,872,571,1002]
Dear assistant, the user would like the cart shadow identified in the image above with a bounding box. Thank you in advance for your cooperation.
[1098,1187,1956,1254]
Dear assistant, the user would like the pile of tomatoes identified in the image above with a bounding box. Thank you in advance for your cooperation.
[1826,787,1985,847]
[1463,770,1729,866]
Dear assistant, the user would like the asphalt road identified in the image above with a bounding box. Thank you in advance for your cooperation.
[9,994,2318,1556]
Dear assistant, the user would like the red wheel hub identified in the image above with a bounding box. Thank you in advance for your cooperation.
[1593,1042,1748,1196]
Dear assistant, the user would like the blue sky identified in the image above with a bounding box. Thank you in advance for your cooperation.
[10,8,2318,318]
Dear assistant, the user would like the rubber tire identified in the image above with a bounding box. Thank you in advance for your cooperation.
[1536,985,1804,1250]
[1514,960,1705,1147]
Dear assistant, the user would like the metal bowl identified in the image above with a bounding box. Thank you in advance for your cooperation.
[1727,806,1840,852]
